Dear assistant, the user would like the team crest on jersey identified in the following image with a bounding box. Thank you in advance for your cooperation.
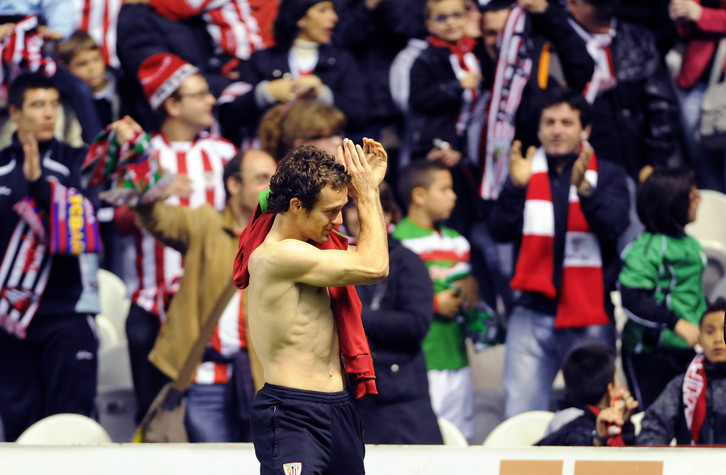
[283,462,302,475]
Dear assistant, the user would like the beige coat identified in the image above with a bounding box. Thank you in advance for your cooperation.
[136,202,252,388]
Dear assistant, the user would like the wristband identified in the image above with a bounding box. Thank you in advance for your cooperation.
[592,430,608,446]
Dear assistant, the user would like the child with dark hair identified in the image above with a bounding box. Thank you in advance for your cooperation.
[638,298,726,445]
[619,167,706,410]
[537,343,639,446]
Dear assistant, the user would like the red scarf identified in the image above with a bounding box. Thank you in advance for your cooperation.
[233,208,377,399]
[510,147,609,328]
[426,35,480,137]
[683,353,707,445]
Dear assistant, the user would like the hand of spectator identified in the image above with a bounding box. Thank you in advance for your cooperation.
[362,137,388,186]
[110,116,144,144]
[266,78,297,103]
[638,164,654,183]
[0,23,15,40]
[426,146,461,167]
[619,389,639,421]
[294,75,324,100]
[452,276,479,312]
[161,175,194,200]
[595,407,625,439]
[518,0,548,14]
[571,143,592,193]
[365,0,385,9]
[36,25,63,41]
[669,0,702,22]
[675,319,700,347]
[460,72,482,91]
[21,132,42,182]
[436,288,463,318]
[509,140,536,187]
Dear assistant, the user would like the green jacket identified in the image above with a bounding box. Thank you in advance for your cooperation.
[619,232,706,352]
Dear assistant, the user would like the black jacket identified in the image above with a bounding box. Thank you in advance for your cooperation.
[0,136,95,322]
[354,237,443,445]
[219,43,368,145]
[587,20,683,179]
[537,401,636,446]
[489,153,629,316]
[638,362,726,445]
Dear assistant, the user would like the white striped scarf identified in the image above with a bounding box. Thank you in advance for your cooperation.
[480,5,533,200]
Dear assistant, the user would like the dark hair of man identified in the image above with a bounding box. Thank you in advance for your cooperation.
[397,160,449,210]
[266,144,349,213]
[8,73,56,109]
[700,297,726,328]
[539,87,591,129]
[636,167,695,237]
[223,150,245,200]
[480,0,515,13]
[57,30,99,65]
[562,343,615,406]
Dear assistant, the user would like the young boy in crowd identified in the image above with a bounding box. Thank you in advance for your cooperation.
[57,31,124,129]
[408,0,484,162]
[638,299,726,445]
[537,343,639,446]
[392,160,485,441]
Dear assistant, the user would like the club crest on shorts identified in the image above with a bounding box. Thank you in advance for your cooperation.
[283,462,302,475]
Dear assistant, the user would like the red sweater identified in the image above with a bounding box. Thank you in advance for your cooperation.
[676,3,726,88]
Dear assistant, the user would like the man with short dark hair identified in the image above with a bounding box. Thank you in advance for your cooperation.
[0,73,101,441]
[234,139,388,474]
[490,87,629,418]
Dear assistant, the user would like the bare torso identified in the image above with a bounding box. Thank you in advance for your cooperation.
[247,235,344,392]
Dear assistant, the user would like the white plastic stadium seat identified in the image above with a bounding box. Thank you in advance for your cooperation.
[16,413,112,444]
[482,410,555,447]
[437,417,469,446]
[97,268,131,339]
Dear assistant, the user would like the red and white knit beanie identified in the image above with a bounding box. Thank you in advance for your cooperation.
[138,52,199,110]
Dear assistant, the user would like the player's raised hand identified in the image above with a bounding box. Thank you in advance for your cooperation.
[362,137,387,185]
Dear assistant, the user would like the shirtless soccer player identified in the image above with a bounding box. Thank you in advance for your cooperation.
[234,138,389,474]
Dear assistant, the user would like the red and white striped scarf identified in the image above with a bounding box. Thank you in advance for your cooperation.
[75,0,122,68]
[1,180,100,339]
[683,353,707,445]
[480,5,533,200]
[510,147,609,328]
[426,35,481,138]
[0,15,57,100]
[568,18,616,104]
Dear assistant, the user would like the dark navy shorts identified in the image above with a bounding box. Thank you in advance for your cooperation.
[250,383,365,475]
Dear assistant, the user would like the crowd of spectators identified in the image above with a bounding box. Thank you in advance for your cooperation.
[1,0,725,447]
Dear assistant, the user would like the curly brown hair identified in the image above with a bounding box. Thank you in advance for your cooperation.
[267,144,350,213]
[258,100,346,161]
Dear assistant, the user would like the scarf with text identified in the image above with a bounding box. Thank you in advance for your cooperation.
[568,18,616,104]
[233,198,377,399]
[480,5,533,200]
[683,353,707,445]
[426,35,481,137]
[510,147,608,328]
[1,179,99,338]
